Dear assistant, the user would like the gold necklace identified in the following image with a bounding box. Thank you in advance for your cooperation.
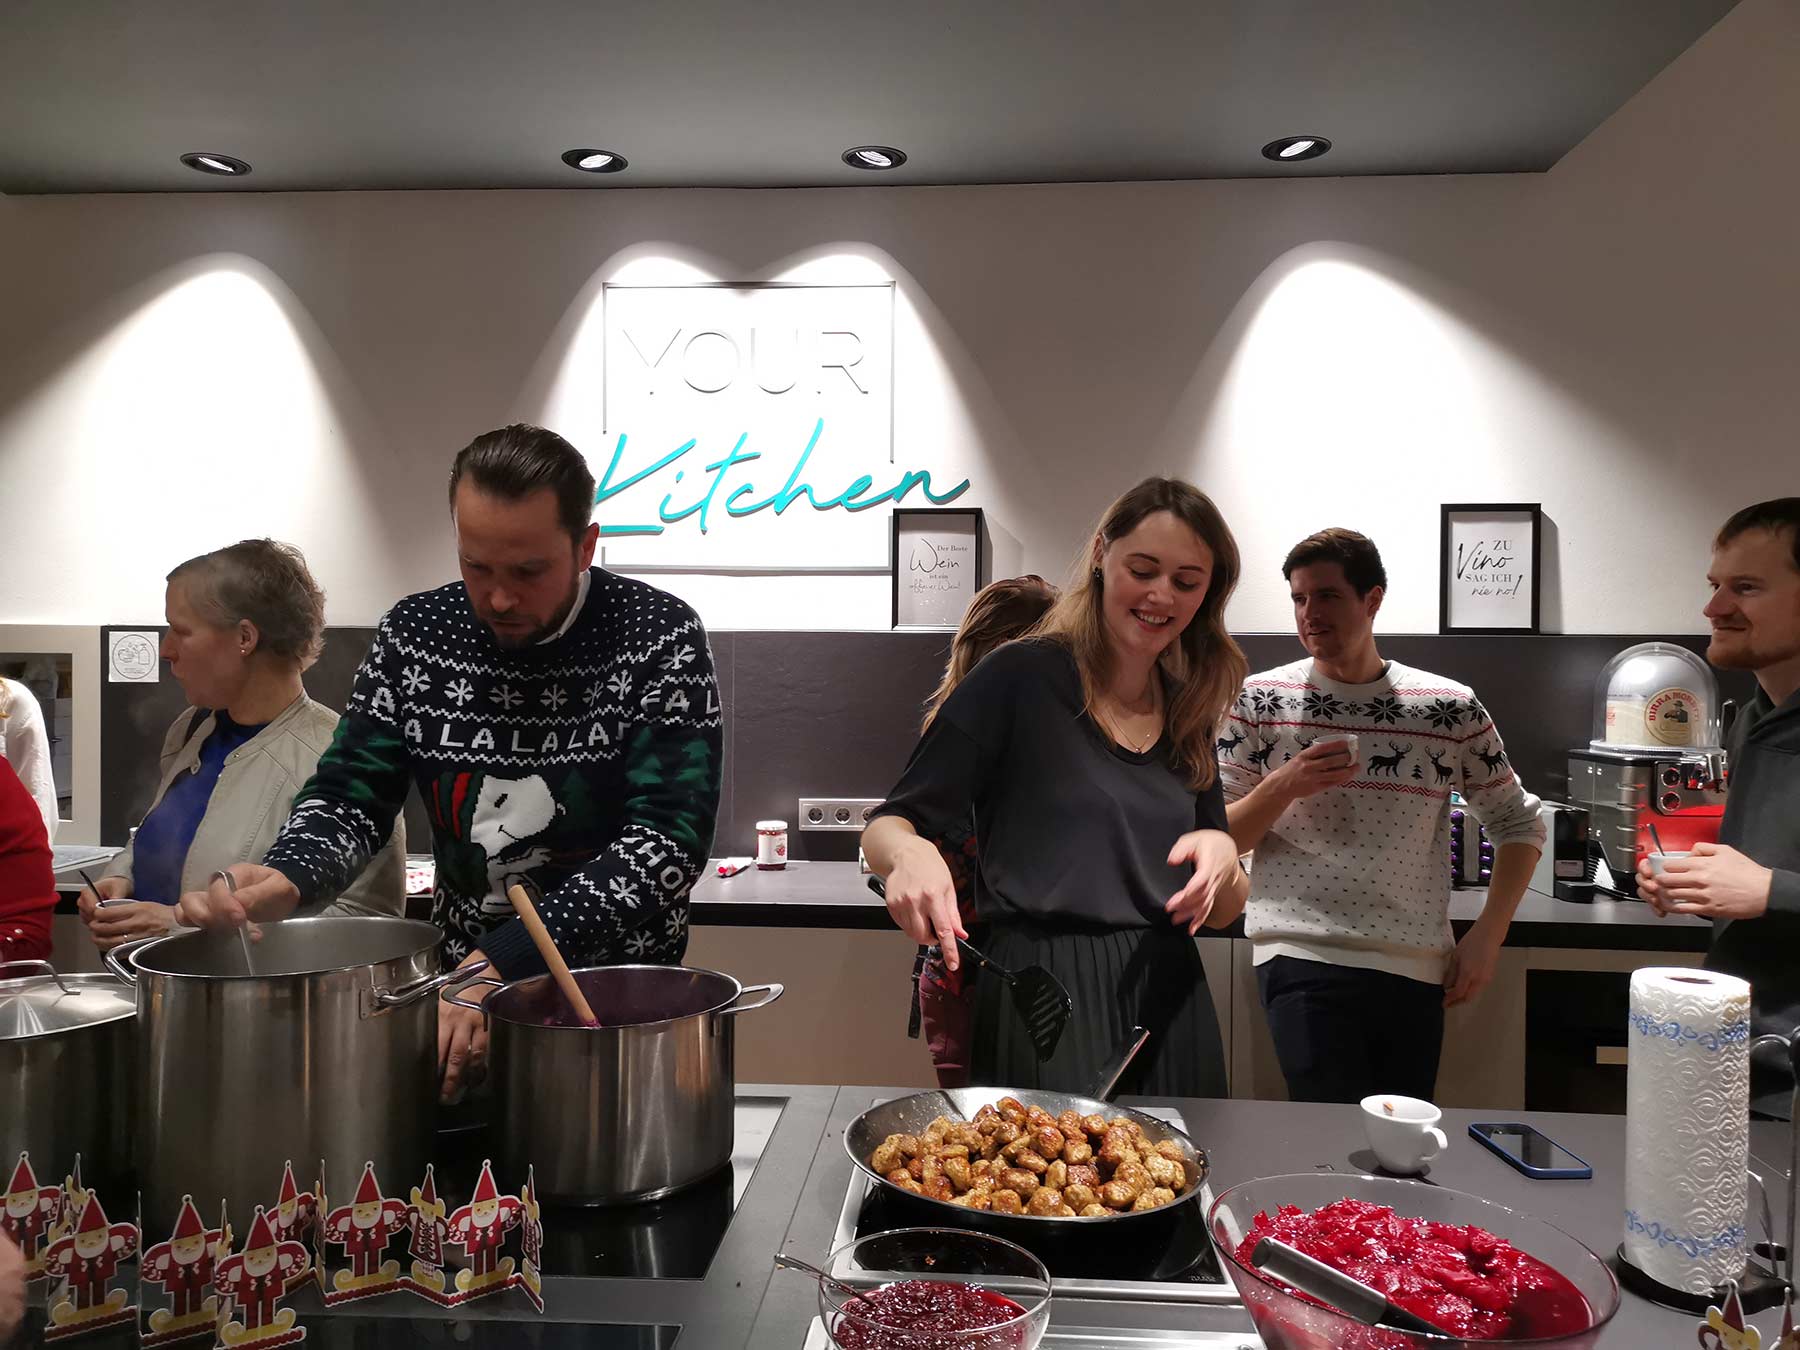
[1107,687,1162,753]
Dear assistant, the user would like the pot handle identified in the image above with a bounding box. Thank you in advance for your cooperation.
[368,959,491,1012]
[0,959,76,996]
[444,978,504,1015]
[102,936,164,986]
[720,982,785,1016]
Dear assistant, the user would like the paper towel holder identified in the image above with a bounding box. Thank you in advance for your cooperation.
[1613,1029,1799,1314]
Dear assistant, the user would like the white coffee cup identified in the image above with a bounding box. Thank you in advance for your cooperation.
[1360,1094,1448,1175]
[1316,733,1359,761]
[1647,851,1690,877]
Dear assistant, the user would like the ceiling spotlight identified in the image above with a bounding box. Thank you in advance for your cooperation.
[1261,136,1331,163]
[843,145,907,171]
[180,152,251,177]
[561,148,629,174]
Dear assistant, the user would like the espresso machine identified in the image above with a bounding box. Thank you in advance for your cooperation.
[1566,642,1729,899]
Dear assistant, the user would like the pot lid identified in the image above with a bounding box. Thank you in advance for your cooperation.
[0,969,135,1039]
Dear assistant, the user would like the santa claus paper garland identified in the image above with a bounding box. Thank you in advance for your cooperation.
[314,1158,541,1312]
[9,1149,544,1345]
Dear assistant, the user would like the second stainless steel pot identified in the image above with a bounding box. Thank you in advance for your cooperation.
[1,960,135,1201]
[455,964,782,1205]
[110,917,480,1239]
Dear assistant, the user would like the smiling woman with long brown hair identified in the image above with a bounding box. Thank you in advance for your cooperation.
[863,477,1250,1095]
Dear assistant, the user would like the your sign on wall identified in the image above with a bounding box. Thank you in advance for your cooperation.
[595,283,967,566]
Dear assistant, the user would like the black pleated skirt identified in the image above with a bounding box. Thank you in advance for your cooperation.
[968,918,1227,1098]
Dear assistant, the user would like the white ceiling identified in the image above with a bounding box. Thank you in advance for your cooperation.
[0,0,1741,194]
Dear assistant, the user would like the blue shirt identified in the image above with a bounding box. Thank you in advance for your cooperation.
[132,713,266,906]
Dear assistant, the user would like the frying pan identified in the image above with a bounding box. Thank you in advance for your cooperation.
[842,1083,1212,1270]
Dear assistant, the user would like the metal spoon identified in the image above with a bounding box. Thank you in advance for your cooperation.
[1252,1237,1452,1337]
[772,1251,884,1317]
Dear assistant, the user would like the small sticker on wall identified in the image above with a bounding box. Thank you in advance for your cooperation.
[108,632,159,683]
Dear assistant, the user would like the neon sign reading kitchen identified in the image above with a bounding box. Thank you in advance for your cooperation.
[594,417,969,538]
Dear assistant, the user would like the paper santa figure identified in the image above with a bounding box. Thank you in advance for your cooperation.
[320,1163,407,1291]
[2,1152,64,1276]
[1775,1288,1799,1350]
[42,1192,136,1331]
[519,1166,544,1312]
[271,1162,315,1252]
[141,1194,225,1336]
[1700,1280,1764,1350]
[214,1206,309,1345]
[405,1165,450,1293]
[446,1160,520,1294]
[45,1155,88,1250]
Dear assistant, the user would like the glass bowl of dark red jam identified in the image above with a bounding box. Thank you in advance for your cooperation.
[819,1227,1052,1350]
[1208,1174,1620,1349]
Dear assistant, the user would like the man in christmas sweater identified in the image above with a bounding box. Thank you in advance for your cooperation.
[180,425,723,1097]
[1221,529,1544,1103]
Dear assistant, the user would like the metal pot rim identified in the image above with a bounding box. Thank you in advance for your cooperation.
[124,916,442,981]
[485,963,747,1030]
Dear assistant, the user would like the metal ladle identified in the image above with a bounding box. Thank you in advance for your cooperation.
[210,870,257,975]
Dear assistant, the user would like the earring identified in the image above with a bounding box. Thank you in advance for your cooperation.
[1091,567,1102,582]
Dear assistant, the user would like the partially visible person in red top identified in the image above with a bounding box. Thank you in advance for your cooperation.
[911,575,1059,1087]
[0,756,55,962]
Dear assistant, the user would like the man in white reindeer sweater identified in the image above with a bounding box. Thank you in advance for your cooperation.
[1221,529,1544,1104]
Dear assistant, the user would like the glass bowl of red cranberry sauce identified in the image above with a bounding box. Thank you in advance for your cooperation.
[1208,1173,1621,1349]
[819,1227,1053,1350]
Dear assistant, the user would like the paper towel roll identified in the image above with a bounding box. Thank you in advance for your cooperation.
[1623,967,1751,1293]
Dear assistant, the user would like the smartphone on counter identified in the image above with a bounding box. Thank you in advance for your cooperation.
[1468,1123,1593,1180]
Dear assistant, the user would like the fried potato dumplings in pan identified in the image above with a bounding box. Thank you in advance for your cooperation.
[868,1096,1190,1218]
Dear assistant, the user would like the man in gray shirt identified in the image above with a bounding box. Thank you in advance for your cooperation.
[1641,498,1800,1112]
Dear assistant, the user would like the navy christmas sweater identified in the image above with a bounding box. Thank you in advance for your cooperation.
[262,568,722,979]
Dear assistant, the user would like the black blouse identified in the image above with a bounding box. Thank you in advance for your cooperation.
[873,639,1228,928]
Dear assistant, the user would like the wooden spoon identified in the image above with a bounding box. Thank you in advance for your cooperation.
[506,882,600,1027]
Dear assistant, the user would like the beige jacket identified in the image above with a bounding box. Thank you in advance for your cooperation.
[103,694,405,916]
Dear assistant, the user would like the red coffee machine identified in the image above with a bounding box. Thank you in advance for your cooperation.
[1566,643,1727,898]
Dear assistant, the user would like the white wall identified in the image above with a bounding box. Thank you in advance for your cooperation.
[1,0,1793,635]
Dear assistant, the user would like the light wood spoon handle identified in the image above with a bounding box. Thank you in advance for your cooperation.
[506,883,600,1026]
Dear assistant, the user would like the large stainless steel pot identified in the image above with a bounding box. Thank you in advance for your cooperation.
[107,917,480,1239]
[1,960,135,1201]
[452,964,782,1205]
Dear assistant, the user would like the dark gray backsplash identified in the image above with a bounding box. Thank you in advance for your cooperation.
[101,627,1752,863]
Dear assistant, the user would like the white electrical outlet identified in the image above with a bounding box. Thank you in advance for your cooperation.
[797,798,884,831]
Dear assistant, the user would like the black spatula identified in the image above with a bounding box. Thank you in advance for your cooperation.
[868,875,1073,1061]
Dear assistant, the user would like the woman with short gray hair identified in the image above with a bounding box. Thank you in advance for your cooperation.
[78,539,404,949]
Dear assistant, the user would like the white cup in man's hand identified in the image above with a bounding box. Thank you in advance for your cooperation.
[1316,734,1359,761]
[1361,1094,1448,1175]
[1647,851,1690,877]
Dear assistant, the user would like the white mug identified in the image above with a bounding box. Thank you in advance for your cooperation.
[1647,851,1690,877]
[1316,733,1359,761]
[1360,1094,1448,1175]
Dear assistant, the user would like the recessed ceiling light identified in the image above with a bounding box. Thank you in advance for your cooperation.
[1262,136,1331,163]
[561,148,628,174]
[843,145,907,171]
[180,152,251,177]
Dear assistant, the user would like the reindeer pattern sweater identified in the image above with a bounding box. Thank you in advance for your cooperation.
[1218,659,1545,984]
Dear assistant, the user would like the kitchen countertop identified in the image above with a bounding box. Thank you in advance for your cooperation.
[51,854,1715,952]
[693,860,1715,951]
[14,1086,1782,1347]
[747,1088,1796,1349]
